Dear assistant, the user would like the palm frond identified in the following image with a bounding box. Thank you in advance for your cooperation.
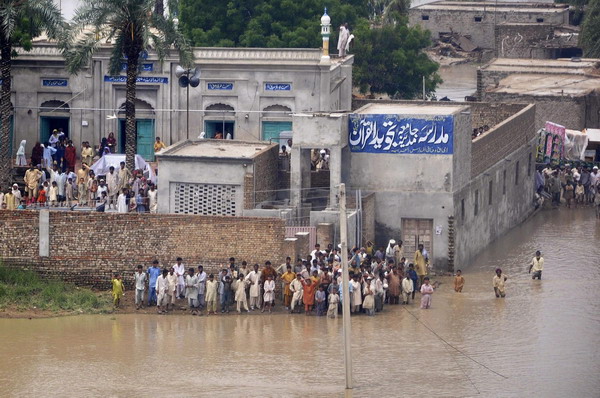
[108,33,126,75]
[65,31,100,74]
[26,0,64,40]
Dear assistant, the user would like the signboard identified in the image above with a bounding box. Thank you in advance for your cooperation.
[42,79,68,87]
[208,82,234,90]
[348,114,454,154]
[545,121,565,160]
[121,63,153,72]
[104,76,168,84]
[265,83,291,91]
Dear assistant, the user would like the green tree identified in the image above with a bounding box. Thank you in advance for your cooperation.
[179,0,365,48]
[0,0,63,190]
[353,22,441,99]
[63,0,193,171]
[580,0,600,57]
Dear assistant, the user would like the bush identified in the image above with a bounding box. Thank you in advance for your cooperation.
[0,266,111,313]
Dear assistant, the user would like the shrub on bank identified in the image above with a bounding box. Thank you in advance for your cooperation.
[0,266,112,313]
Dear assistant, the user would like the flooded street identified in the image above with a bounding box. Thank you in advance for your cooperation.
[1,209,599,397]
[435,63,478,102]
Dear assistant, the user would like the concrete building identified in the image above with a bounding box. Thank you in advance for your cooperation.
[289,101,537,269]
[155,140,278,215]
[7,43,353,161]
[478,58,600,130]
[409,1,570,52]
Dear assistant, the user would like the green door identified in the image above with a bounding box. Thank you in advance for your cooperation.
[119,119,155,160]
[40,116,69,143]
[136,119,155,160]
[262,121,292,142]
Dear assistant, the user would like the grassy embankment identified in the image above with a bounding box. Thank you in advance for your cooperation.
[0,265,112,315]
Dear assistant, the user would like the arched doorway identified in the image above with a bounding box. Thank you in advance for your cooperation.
[118,99,155,160]
[204,103,235,139]
[39,100,70,144]
[262,104,292,144]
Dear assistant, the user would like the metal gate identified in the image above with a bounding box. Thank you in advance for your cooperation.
[285,226,317,250]
[401,218,433,261]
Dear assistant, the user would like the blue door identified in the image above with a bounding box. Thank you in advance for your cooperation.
[262,121,292,142]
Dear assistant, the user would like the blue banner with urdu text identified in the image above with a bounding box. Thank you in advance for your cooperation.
[348,114,454,154]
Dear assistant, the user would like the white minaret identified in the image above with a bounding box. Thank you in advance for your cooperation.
[320,7,331,65]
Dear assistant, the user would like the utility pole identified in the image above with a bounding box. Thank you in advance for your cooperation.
[338,183,353,390]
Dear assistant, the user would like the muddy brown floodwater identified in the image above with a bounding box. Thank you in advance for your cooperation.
[1,209,599,397]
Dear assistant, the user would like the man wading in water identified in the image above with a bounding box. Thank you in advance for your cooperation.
[528,251,544,280]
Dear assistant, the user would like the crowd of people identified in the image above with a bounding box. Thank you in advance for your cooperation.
[112,240,448,316]
[3,129,167,213]
[537,163,600,215]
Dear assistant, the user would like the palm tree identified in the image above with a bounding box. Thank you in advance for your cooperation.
[63,0,193,171]
[0,0,63,190]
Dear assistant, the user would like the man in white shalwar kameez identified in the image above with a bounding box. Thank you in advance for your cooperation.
[196,265,207,309]
[289,274,304,313]
[337,24,350,57]
[350,275,362,313]
[105,166,119,209]
[173,257,186,299]
[245,264,262,310]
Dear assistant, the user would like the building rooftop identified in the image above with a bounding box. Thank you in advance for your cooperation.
[487,74,600,97]
[413,1,568,13]
[355,102,468,116]
[481,58,600,75]
[157,140,277,160]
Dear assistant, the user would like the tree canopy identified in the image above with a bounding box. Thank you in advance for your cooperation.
[179,0,440,98]
[580,0,600,57]
[0,0,63,189]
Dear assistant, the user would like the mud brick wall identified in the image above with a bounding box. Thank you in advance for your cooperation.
[471,104,536,178]
[470,103,529,130]
[0,210,287,289]
[253,145,279,205]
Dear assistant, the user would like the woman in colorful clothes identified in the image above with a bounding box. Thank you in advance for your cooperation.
[420,277,434,309]
[301,278,317,315]
[387,266,401,304]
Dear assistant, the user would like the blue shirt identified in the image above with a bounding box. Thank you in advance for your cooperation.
[148,267,161,287]
[408,269,418,281]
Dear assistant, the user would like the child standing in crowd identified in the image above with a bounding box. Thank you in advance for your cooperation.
[48,181,58,207]
[315,285,327,316]
[234,274,249,313]
[362,277,375,316]
[262,275,275,313]
[290,274,304,313]
[301,278,317,315]
[37,183,47,207]
[454,270,465,292]
[327,287,340,318]
[78,177,87,205]
[401,273,414,304]
[420,277,434,309]
[205,274,218,315]
[134,265,146,310]
[65,178,74,206]
[112,273,124,308]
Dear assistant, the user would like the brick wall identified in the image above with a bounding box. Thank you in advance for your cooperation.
[0,210,287,289]
[471,104,536,177]
[470,103,529,130]
[253,145,279,205]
